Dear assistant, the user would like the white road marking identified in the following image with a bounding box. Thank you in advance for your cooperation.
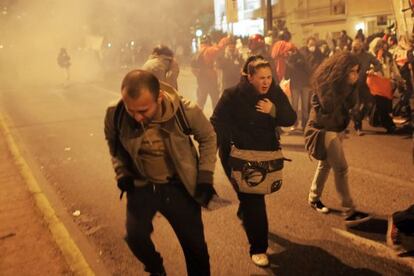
[350,167,413,187]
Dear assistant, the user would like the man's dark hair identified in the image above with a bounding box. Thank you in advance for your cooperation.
[152,45,174,57]
[201,34,212,45]
[277,28,292,42]
[306,36,317,44]
[121,69,160,99]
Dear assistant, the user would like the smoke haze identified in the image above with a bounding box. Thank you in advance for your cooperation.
[0,0,209,87]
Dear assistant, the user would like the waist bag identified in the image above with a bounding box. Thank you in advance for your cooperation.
[229,146,285,194]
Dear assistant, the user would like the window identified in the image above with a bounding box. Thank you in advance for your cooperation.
[244,0,261,11]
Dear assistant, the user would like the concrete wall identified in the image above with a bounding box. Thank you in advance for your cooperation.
[347,0,392,17]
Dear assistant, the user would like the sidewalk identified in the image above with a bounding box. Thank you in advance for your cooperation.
[0,125,71,275]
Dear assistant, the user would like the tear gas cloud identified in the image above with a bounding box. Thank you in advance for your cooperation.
[0,0,203,87]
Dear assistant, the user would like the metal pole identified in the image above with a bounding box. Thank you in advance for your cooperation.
[266,0,273,33]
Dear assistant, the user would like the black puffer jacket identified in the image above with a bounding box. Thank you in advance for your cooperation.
[210,77,296,178]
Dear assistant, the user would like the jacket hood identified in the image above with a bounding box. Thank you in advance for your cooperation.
[143,54,172,71]
[148,54,173,62]
[151,81,180,123]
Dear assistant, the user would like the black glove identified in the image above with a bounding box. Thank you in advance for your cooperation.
[194,183,216,208]
[117,176,135,199]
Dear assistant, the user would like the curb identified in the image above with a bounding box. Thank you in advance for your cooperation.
[332,227,414,273]
[0,114,95,276]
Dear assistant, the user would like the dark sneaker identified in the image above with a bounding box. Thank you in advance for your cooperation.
[386,126,396,134]
[309,200,330,214]
[386,216,404,252]
[344,211,371,226]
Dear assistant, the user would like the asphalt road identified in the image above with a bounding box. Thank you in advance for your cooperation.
[1,67,413,275]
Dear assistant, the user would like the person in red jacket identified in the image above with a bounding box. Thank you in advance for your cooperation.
[271,40,295,83]
[191,35,226,111]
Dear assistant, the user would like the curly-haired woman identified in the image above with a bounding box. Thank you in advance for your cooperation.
[305,51,371,226]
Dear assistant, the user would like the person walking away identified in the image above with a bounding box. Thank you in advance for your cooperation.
[295,37,326,129]
[57,48,71,82]
[142,45,180,89]
[191,35,225,111]
[285,47,310,131]
[104,70,217,276]
[211,56,296,267]
[305,51,371,226]
[216,38,244,91]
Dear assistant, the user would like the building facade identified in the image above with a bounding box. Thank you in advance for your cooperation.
[214,0,268,36]
[282,0,394,45]
[214,0,404,45]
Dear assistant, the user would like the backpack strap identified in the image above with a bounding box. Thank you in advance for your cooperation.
[175,99,192,135]
[113,100,125,156]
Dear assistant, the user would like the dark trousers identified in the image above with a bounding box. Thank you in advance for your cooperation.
[196,77,220,110]
[291,86,311,129]
[125,182,210,276]
[400,67,413,116]
[374,95,395,131]
[353,104,370,131]
[352,84,373,131]
[393,204,414,235]
[237,192,268,255]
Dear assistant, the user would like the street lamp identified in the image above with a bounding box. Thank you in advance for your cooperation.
[355,22,365,32]
[195,29,203,37]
